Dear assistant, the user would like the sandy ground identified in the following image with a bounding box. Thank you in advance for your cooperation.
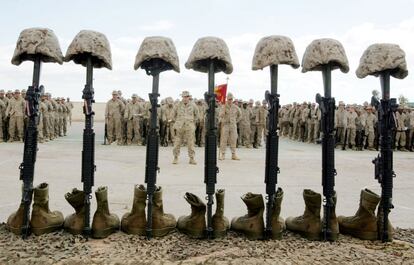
[0,121,413,264]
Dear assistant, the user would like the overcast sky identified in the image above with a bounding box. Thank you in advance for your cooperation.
[0,0,413,104]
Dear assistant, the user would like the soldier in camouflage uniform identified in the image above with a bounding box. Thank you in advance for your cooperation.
[5,89,25,142]
[219,93,242,160]
[172,91,199,165]
[105,91,125,145]
[240,101,253,148]
[124,94,144,145]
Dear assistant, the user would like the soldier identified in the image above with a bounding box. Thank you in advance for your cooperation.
[118,90,128,145]
[335,101,348,149]
[280,105,290,137]
[5,89,25,142]
[306,103,318,143]
[219,93,242,160]
[292,103,301,140]
[257,100,268,145]
[365,105,377,151]
[395,106,408,151]
[172,91,199,165]
[249,100,258,147]
[162,97,176,146]
[66,98,74,125]
[61,98,69,136]
[346,106,358,150]
[300,102,310,142]
[240,101,252,148]
[124,94,143,145]
[37,95,48,143]
[105,90,125,145]
[40,94,50,142]
[195,99,207,147]
[407,107,414,151]
[0,93,5,142]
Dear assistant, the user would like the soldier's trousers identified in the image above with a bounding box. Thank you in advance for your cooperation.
[63,117,67,135]
[292,119,299,139]
[346,127,356,147]
[127,118,141,144]
[43,115,50,139]
[220,124,238,155]
[366,129,375,148]
[336,127,346,146]
[257,124,265,145]
[240,123,251,147]
[395,131,406,148]
[173,124,195,158]
[250,124,258,145]
[407,129,414,150]
[9,116,24,141]
[281,121,290,136]
[37,118,44,142]
[107,117,122,143]
[48,115,55,139]
[0,118,3,141]
[307,121,314,142]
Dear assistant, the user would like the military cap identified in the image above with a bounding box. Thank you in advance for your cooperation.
[263,100,268,104]
[181,91,191,97]
[7,90,12,94]
[21,89,27,93]
[132,94,138,98]
[117,90,122,95]
[112,90,118,95]
[255,101,261,106]
[339,101,345,106]
[227,93,234,100]
[14,89,20,93]
[249,99,254,104]
[0,89,4,93]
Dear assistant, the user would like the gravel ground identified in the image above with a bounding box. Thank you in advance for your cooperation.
[1,223,413,265]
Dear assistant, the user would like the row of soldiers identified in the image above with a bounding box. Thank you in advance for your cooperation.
[281,101,414,152]
[0,89,74,143]
[105,90,414,153]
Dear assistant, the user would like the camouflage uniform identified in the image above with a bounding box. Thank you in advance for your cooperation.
[105,91,125,145]
[240,103,253,148]
[124,95,144,145]
[172,91,199,164]
[219,93,242,160]
[395,110,408,151]
[5,91,25,141]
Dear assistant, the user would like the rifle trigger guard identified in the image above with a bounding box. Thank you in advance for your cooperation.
[333,169,337,176]
[216,167,219,174]
[276,167,280,174]
[157,167,160,173]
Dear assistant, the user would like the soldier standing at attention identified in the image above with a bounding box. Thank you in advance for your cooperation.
[172,91,199,165]
[5,89,25,142]
[124,94,143,145]
[105,90,125,145]
[365,105,377,151]
[219,93,241,160]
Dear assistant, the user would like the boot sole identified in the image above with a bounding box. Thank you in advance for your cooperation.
[152,226,176,237]
[93,226,119,239]
[7,225,23,235]
[232,229,263,240]
[64,227,83,235]
[339,226,377,241]
[32,224,63,236]
[121,227,146,236]
[213,229,228,239]
[178,228,205,239]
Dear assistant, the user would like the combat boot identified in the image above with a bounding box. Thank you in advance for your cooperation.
[270,188,285,240]
[177,193,206,238]
[231,153,240,160]
[152,186,176,237]
[121,185,146,235]
[7,202,28,235]
[212,189,229,238]
[64,188,85,235]
[92,186,120,238]
[219,153,225,160]
[377,205,395,241]
[172,156,178,164]
[285,189,321,241]
[189,157,197,165]
[30,183,64,235]
[231,193,264,240]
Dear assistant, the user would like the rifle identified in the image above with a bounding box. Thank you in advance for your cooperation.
[372,71,397,242]
[204,61,219,239]
[141,58,173,239]
[3,116,9,142]
[103,121,107,145]
[264,64,281,239]
[81,56,96,238]
[19,56,42,239]
[315,63,337,241]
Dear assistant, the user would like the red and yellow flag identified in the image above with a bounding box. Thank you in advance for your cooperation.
[214,84,227,103]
